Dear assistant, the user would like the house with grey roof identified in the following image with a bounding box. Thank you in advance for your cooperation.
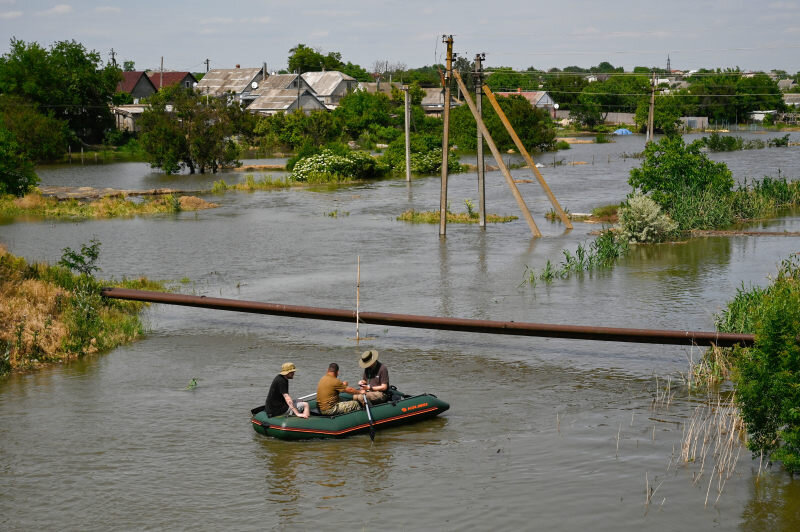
[301,71,358,108]
[247,89,327,115]
[195,66,266,105]
[357,81,401,96]
[494,90,555,110]
[255,73,313,92]
[778,79,798,91]
[421,87,461,116]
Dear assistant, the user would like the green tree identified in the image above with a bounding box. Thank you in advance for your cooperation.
[332,90,392,139]
[450,94,555,152]
[288,44,344,74]
[123,60,135,72]
[484,67,538,92]
[0,94,70,161]
[139,86,243,174]
[0,127,38,196]
[629,135,733,209]
[543,73,588,110]
[634,94,682,135]
[571,75,650,127]
[0,38,121,144]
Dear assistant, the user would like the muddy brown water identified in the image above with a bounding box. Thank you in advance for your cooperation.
[1,133,800,530]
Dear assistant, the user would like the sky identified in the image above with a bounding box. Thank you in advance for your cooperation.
[2,0,800,74]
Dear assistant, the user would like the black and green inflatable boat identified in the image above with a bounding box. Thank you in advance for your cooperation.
[251,389,449,440]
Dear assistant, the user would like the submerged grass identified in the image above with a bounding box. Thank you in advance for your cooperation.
[0,192,217,219]
[0,245,167,375]
[398,200,517,224]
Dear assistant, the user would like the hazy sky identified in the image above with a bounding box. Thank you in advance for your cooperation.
[2,1,800,74]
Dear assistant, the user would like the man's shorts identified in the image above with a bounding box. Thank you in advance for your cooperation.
[320,400,362,416]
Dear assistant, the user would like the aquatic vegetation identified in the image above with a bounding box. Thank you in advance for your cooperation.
[0,243,167,375]
[325,209,350,218]
[397,208,517,224]
[701,132,790,152]
[0,192,217,219]
[522,229,628,285]
[617,193,678,243]
[211,175,292,194]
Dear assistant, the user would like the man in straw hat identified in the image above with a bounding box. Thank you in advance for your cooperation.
[355,349,389,406]
[265,362,309,418]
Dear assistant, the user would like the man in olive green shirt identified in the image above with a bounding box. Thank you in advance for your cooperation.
[316,362,364,415]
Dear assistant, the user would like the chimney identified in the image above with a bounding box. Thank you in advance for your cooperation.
[236,64,240,69]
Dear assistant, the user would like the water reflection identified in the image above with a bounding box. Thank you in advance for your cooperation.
[741,470,800,530]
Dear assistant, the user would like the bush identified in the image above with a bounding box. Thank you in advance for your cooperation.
[617,193,678,243]
[290,149,387,182]
[735,257,800,473]
[0,127,39,196]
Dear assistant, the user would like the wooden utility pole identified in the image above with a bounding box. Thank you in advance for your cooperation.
[204,58,210,73]
[160,56,164,91]
[402,84,411,182]
[453,71,541,238]
[474,53,486,228]
[109,48,117,68]
[646,71,655,143]
[482,86,572,229]
[439,35,453,237]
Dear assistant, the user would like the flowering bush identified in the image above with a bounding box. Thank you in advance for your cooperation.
[617,193,678,243]
[290,149,387,182]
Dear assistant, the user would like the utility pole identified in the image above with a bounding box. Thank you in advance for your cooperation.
[439,35,453,237]
[646,71,655,143]
[296,70,302,112]
[160,56,164,92]
[109,48,117,68]
[402,84,411,182]
[204,58,210,73]
[474,53,486,228]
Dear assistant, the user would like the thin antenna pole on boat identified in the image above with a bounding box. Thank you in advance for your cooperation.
[356,256,360,343]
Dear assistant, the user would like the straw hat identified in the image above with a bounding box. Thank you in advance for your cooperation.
[358,350,379,368]
[280,362,297,375]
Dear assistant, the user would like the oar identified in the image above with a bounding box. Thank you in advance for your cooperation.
[363,393,376,441]
[298,392,317,401]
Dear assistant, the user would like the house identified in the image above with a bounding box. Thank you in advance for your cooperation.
[253,73,313,92]
[784,93,800,107]
[494,90,556,113]
[357,81,401,96]
[778,79,797,91]
[247,88,327,115]
[195,66,266,105]
[148,71,198,91]
[116,71,157,101]
[421,87,461,116]
[111,104,147,132]
[301,71,359,108]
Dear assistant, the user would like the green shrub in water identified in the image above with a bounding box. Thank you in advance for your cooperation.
[735,257,800,473]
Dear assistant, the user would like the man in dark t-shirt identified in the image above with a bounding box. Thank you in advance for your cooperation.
[265,362,309,418]
[355,350,389,406]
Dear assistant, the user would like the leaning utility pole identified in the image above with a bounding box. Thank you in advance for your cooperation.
[439,35,453,237]
[402,84,411,182]
[646,71,656,143]
[474,53,486,228]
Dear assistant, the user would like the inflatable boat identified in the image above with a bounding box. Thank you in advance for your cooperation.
[251,389,449,440]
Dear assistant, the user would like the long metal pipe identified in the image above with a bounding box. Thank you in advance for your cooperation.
[101,287,754,347]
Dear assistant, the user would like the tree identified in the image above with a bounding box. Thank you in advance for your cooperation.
[628,136,733,209]
[571,75,650,127]
[450,94,555,152]
[0,127,38,196]
[332,90,392,139]
[544,73,588,110]
[484,67,538,92]
[0,38,121,144]
[123,60,135,72]
[0,94,70,161]
[634,94,682,135]
[288,44,344,74]
[139,86,243,174]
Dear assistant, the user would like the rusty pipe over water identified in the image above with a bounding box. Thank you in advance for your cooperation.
[101,287,754,348]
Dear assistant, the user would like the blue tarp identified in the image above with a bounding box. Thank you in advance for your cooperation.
[613,128,633,135]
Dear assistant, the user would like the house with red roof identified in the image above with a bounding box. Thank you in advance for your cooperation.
[148,71,198,91]
[116,71,157,101]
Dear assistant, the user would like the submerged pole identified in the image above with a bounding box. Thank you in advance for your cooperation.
[101,287,754,347]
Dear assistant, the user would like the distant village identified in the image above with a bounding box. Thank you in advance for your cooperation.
[113,64,800,133]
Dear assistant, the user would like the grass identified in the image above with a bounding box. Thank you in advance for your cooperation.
[397,204,518,225]
[521,229,628,286]
[211,175,293,193]
[0,192,217,219]
[0,245,167,375]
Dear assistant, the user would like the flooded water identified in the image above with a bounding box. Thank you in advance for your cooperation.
[2,132,800,530]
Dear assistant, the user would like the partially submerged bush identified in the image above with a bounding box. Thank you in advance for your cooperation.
[617,193,678,243]
[734,257,800,473]
[290,149,387,182]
